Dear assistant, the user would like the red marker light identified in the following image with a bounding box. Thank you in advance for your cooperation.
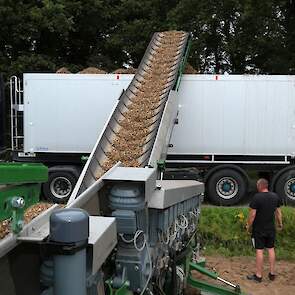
[215,75,218,80]
[116,74,120,80]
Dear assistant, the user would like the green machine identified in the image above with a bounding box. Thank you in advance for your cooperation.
[106,233,248,295]
[187,259,247,295]
[179,236,247,295]
[0,162,48,233]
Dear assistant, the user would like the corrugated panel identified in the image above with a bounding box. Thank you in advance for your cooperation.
[23,74,131,153]
[23,74,295,157]
[170,75,295,156]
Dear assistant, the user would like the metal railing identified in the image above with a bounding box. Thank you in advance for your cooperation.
[10,76,24,151]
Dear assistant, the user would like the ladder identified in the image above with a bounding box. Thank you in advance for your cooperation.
[10,76,24,151]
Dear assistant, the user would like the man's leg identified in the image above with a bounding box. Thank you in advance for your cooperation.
[256,249,264,278]
[247,233,263,282]
[268,247,275,275]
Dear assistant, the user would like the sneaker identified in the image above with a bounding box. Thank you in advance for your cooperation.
[268,273,276,281]
[247,274,262,283]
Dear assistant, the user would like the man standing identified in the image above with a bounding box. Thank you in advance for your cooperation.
[246,178,283,283]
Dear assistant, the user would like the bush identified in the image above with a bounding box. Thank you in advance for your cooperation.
[198,206,295,260]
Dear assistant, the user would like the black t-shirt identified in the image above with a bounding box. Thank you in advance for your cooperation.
[249,192,281,234]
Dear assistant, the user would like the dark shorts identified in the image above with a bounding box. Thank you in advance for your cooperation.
[252,232,275,249]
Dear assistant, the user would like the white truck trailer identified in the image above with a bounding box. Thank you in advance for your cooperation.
[8,73,295,205]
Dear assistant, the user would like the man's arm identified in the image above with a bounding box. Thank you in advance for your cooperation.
[246,208,256,232]
[275,207,283,230]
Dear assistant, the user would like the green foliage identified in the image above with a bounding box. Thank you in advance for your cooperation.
[199,206,295,260]
[169,0,293,74]
[0,0,295,79]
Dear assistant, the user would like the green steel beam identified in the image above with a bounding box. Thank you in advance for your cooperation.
[189,262,218,280]
[0,163,48,185]
[106,280,133,295]
[174,34,192,91]
[0,184,41,221]
[81,155,89,163]
[157,160,166,172]
[187,262,247,295]
[0,163,48,233]
[0,183,42,233]
[188,275,246,295]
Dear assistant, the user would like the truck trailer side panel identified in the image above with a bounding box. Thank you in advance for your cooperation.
[23,74,132,153]
[22,74,295,157]
[169,75,295,157]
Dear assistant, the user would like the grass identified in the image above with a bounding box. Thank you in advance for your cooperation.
[198,206,295,260]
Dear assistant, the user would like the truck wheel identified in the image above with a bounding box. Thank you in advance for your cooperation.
[206,169,247,205]
[43,172,77,203]
[274,170,295,206]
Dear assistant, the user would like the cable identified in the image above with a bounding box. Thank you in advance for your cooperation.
[119,233,134,243]
[134,230,146,252]
[169,223,177,242]
[140,234,152,295]
[182,214,188,228]
[189,211,198,219]
[161,230,170,245]
[119,230,147,251]
[177,215,188,229]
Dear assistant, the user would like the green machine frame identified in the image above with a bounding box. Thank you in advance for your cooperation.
[0,162,48,233]
[106,232,247,295]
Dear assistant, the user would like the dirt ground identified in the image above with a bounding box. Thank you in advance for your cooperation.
[188,256,295,295]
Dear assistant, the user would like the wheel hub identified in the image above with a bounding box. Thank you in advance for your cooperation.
[284,178,295,200]
[222,183,231,192]
[50,177,72,199]
[216,177,239,200]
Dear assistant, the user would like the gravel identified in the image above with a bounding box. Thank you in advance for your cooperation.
[98,31,186,176]
[0,202,53,239]
[113,67,137,74]
[56,67,71,73]
[78,67,107,74]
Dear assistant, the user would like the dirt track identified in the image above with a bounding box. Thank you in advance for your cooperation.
[188,256,295,295]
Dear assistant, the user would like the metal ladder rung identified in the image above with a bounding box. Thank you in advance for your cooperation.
[12,104,24,111]
[10,76,24,151]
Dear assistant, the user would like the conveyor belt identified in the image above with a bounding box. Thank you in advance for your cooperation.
[70,31,191,199]
[0,30,191,261]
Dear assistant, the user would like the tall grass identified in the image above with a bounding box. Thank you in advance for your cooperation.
[198,206,295,260]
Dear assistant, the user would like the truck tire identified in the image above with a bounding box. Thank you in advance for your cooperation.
[43,171,77,203]
[274,170,295,206]
[206,169,247,205]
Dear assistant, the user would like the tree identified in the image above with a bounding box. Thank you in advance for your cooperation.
[93,0,179,70]
[282,0,295,73]
[1,0,295,78]
[169,0,290,74]
[0,0,74,78]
